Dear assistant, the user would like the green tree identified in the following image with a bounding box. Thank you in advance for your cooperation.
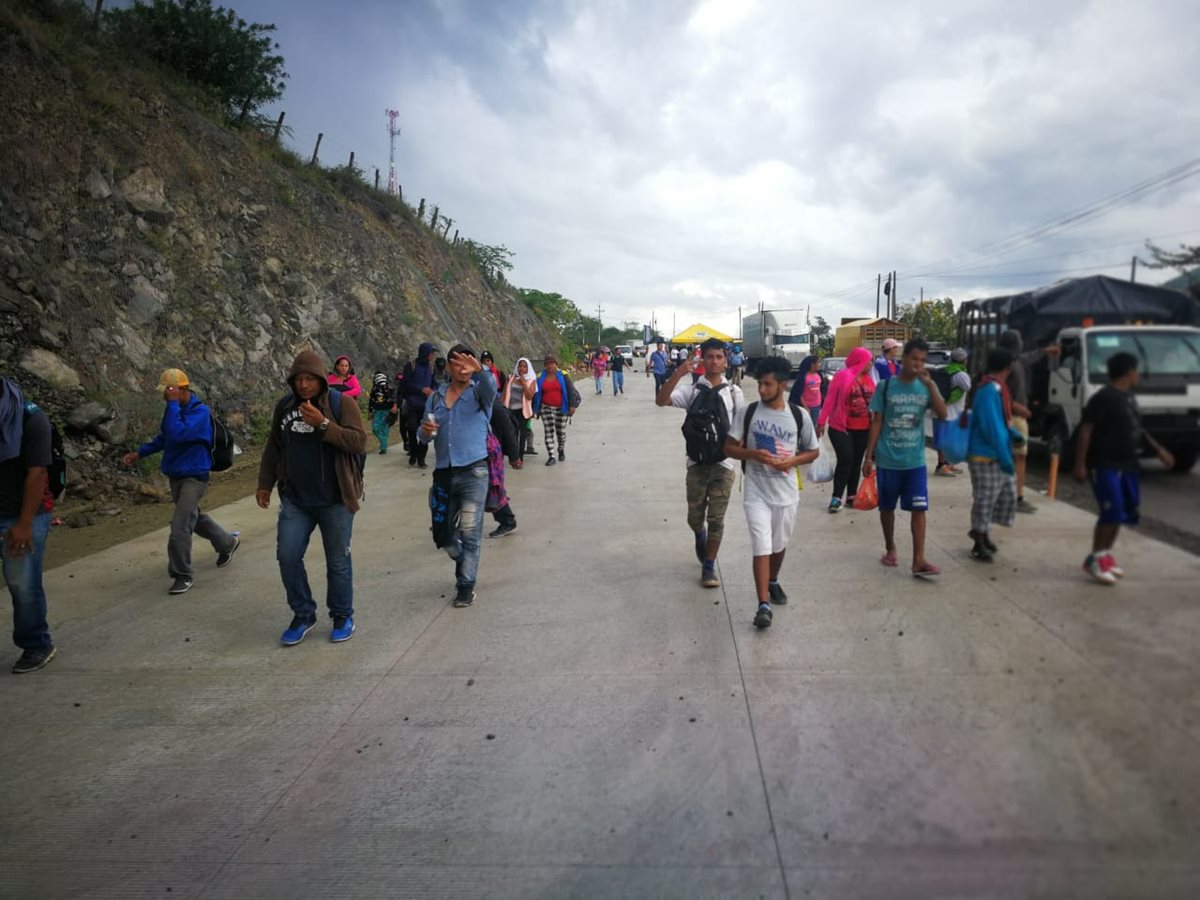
[461,240,514,285]
[1144,239,1200,271]
[896,298,957,345]
[809,316,833,354]
[105,0,287,122]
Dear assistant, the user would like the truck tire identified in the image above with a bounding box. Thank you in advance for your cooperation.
[1169,445,1197,474]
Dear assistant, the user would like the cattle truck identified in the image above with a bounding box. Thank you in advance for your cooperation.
[956,275,1200,472]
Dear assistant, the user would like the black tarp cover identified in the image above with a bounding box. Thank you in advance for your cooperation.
[963,275,1200,347]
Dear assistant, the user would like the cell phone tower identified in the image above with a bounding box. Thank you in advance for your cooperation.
[385,108,401,196]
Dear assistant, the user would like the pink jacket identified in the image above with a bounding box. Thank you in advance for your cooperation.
[818,347,873,433]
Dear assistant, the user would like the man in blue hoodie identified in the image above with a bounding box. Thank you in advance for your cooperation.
[404,342,439,468]
[123,368,238,594]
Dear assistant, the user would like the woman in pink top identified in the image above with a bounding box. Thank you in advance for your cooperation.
[817,347,874,512]
[327,355,362,398]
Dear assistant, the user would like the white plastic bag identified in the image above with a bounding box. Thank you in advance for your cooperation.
[808,434,835,483]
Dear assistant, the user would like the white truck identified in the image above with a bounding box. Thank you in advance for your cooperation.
[741,309,812,373]
[957,276,1200,472]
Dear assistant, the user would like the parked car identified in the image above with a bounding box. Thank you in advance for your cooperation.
[820,356,846,375]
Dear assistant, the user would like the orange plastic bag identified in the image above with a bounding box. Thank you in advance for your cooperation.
[853,471,879,511]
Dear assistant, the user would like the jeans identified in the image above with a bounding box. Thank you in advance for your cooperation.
[829,427,870,501]
[653,372,666,393]
[613,371,625,394]
[276,497,355,622]
[446,463,488,589]
[594,374,604,394]
[2,512,52,650]
[169,477,235,579]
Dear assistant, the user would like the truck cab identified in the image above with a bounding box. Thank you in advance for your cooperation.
[1047,325,1200,472]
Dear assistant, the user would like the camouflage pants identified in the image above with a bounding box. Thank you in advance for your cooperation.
[685,464,736,544]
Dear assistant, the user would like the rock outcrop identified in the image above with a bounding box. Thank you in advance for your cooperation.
[0,12,556,507]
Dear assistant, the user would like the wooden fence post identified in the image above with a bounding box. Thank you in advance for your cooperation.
[310,133,323,165]
[92,0,104,32]
[442,217,453,238]
[374,169,380,190]
[417,199,425,220]
[272,111,285,142]
[452,229,459,243]
[348,151,355,170]
[430,205,439,228]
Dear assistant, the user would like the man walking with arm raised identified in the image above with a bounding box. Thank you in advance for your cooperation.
[657,337,743,588]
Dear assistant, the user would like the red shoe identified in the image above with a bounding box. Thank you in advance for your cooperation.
[512,459,524,469]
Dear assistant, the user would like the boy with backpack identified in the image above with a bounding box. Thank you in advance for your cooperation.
[725,356,820,629]
[861,338,949,578]
[122,368,240,596]
[1,377,59,673]
[656,337,744,588]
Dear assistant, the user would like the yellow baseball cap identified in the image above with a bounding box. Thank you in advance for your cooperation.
[156,368,190,390]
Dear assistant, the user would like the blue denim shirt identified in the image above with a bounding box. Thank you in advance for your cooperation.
[650,350,668,375]
[420,373,497,469]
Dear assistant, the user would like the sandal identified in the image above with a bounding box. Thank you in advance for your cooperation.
[912,563,942,579]
[880,552,898,568]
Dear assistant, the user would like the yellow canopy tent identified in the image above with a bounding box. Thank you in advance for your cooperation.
[670,322,734,344]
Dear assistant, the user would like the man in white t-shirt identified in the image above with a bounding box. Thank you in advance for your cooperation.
[656,338,744,587]
[726,356,820,630]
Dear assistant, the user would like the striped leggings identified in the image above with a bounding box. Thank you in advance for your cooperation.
[542,408,567,453]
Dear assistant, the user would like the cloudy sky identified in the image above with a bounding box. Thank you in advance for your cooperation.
[235,0,1200,338]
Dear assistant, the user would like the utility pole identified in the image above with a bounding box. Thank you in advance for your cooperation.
[891,271,898,319]
[386,109,401,196]
[920,286,924,303]
[1131,255,1138,283]
[596,303,604,345]
[876,273,881,317]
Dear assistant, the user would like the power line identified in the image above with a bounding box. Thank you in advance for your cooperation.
[821,155,1200,300]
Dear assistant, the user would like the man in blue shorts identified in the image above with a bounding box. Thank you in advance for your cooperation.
[862,338,949,578]
[1072,352,1174,585]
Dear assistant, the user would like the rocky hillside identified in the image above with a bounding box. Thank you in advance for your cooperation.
[0,4,555,505]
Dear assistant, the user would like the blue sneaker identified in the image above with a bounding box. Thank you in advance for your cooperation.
[330,615,355,643]
[280,617,316,646]
[694,527,708,564]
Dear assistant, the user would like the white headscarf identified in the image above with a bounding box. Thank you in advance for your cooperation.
[511,357,535,383]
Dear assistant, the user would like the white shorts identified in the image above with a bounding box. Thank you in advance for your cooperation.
[744,499,798,557]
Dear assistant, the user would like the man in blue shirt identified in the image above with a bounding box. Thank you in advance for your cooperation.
[862,339,948,578]
[649,341,669,394]
[123,368,239,595]
[420,343,497,608]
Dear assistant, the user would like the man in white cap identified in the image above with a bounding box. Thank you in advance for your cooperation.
[872,338,902,383]
[122,368,239,595]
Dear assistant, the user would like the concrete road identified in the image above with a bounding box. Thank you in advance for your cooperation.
[3,371,1200,899]
[1025,449,1200,556]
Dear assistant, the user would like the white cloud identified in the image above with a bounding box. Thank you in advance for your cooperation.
[260,0,1200,340]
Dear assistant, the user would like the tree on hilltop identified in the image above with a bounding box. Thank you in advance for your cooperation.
[105,0,287,123]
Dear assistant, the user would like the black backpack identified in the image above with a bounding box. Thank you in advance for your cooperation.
[739,401,812,473]
[22,402,67,499]
[928,366,952,401]
[210,409,237,472]
[681,382,732,465]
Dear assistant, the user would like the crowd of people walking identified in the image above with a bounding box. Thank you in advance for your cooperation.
[1,325,1167,670]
